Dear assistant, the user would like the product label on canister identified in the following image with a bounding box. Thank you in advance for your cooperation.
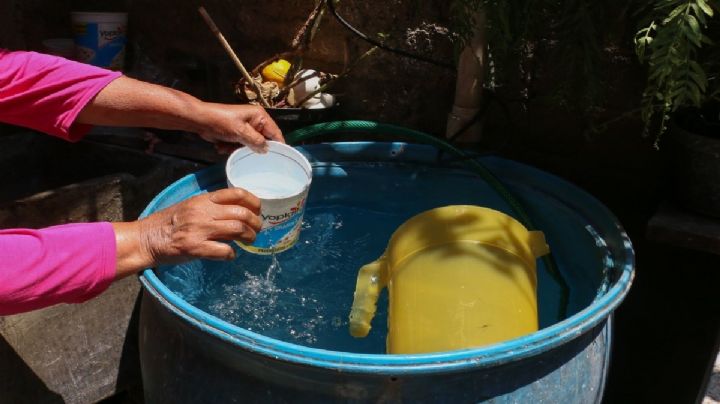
[237,195,307,255]
[73,21,127,70]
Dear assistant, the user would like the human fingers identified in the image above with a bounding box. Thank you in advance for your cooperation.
[250,109,284,143]
[207,188,262,215]
[209,203,262,231]
[206,219,258,243]
[239,121,269,153]
[194,240,236,261]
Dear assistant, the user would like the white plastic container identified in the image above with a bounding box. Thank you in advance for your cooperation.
[226,142,313,254]
[71,12,128,70]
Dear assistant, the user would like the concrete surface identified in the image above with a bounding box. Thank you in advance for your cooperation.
[0,132,202,404]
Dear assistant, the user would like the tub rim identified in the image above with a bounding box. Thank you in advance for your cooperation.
[139,141,634,375]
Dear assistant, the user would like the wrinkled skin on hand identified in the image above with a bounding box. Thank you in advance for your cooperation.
[197,104,284,154]
[142,188,262,264]
[113,188,263,278]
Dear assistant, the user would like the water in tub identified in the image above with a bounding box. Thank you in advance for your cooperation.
[230,171,306,200]
[157,163,603,353]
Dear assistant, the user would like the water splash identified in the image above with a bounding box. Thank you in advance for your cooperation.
[266,253,282,283]
[157,205,396,352]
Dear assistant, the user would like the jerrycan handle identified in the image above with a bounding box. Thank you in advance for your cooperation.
[348,256,389,338]
[528,231,550,258]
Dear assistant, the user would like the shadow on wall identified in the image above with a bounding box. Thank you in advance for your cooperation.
[0,336,63,403]
[114,291,145,401]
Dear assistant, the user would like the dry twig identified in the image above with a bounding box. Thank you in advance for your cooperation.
[291,0,327,52]
[198,6,271,107]
[285,0,328,85]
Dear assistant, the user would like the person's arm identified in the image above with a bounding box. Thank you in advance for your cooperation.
[0,188,261,315]
[76,76,284,153]
[0,50,121,140]
[0,51,275,315]
[0,50,283,150]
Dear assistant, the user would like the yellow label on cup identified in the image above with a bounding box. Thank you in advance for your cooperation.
[226,142,312,254]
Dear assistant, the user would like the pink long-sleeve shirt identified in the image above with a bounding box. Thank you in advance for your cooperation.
[0,50,121,315]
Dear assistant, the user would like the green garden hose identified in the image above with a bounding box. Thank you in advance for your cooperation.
[287,120,569,319]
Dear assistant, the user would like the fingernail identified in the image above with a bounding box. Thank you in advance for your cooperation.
[252,144,268,154]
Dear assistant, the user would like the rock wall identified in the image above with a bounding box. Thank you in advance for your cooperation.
[7,0,457,135]
[2,0,659,208]
[4,1,652,152]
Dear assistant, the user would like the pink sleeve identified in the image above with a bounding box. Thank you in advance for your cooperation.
[0,222,117,315]
[0,49,122,141]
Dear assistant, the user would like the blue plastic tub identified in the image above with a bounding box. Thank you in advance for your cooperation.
[138,142,634,403]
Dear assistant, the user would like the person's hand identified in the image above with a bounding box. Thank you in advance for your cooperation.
[76,76,284,153]
[196,103,284,154]
[112,188,262,278]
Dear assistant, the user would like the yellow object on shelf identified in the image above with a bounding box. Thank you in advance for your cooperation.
[261,59,292,85]
[348,205,549,354]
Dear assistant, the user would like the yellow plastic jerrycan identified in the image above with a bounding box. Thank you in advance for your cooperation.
[348,205,550,354]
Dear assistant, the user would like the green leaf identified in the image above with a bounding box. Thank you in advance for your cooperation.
[682,25,703,47]
[668,53,683,66]
[680,16,703,49]
[650,46,669,60]
[692,4,708,25]
[685,14,701,35]
[689,60,706,75]
[690,2,700,13]
[664,5,686,23]
[697,0,714,16]
[688,70,708,91]
[649,65,672,81]
[689,82,703,106]
[669,85,685,99]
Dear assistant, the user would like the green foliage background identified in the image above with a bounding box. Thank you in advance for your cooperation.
[449,0,719,141]
[635,0,719,142]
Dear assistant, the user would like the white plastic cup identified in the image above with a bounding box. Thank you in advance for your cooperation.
[226,142,313,254]
[71,12,128,70]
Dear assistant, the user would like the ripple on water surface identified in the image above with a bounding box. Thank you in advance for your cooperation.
[157,164,598,353]
[159,205,397,353]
